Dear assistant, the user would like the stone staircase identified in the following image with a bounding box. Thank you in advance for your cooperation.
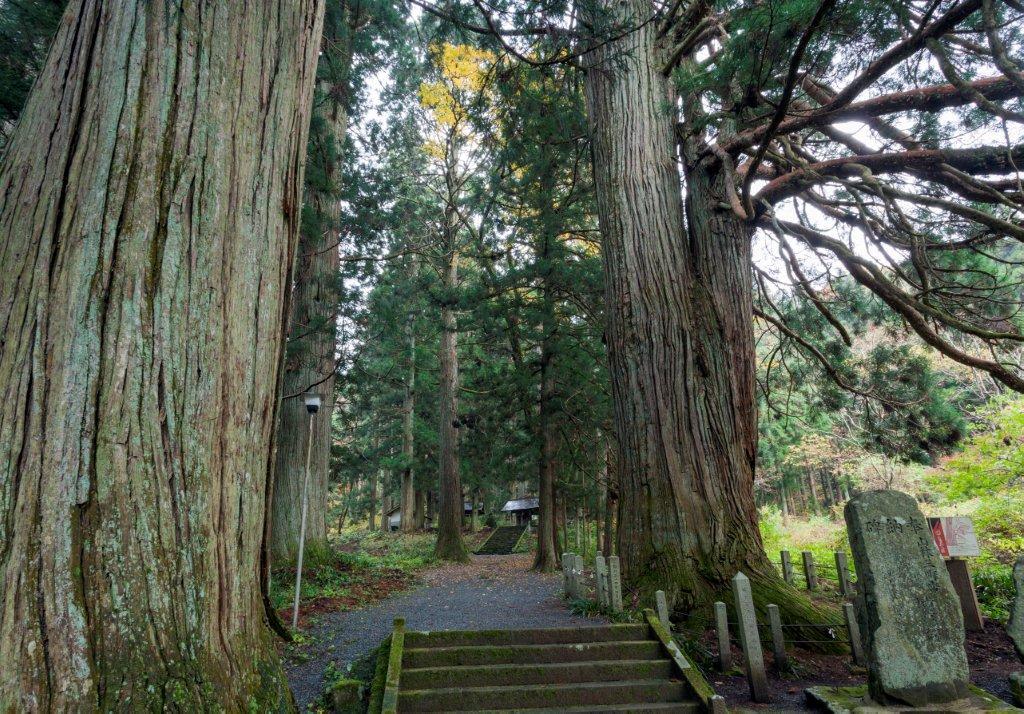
[377,619,722,713]
[475,524,528,555]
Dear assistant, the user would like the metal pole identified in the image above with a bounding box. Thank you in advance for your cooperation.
[292,412,315,630]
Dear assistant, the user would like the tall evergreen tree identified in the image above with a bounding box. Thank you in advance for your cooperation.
[398,0,1024,621]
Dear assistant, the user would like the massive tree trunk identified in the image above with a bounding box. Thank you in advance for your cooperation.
[434,245,471,561]
[582,0,835,627]
[0,0,324,708]
[271,14,353,563]
[399,256,418,532]
[534,223,559,571]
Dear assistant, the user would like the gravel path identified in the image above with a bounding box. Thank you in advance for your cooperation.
[284,553,604,710]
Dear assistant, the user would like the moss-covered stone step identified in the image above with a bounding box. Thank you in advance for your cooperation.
[398,679,692,712]
[476,525,529,555]
[467,704,702,713]
[404,623,649,648]
[401,658,676,689]
[805,684,1022,712]
[403,640,662,668]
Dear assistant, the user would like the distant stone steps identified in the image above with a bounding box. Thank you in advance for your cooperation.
[475,525,528,555]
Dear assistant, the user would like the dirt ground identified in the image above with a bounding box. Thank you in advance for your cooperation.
[707,624,1022,711]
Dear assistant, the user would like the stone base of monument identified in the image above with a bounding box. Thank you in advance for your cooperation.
[805,684,1021,713]
[1010,672,1023,707]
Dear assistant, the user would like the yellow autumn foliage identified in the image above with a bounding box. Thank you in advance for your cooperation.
[419,43,494,128]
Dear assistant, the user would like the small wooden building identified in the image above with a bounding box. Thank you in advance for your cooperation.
[501,497,539,525]
[384,501,476,531]
[385,504,402,531]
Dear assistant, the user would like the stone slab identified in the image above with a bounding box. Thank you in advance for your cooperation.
[1009,557,1024,661]
[330,678,364,714]
[1011,672,1023,708]
[805,684,1019,713]
[732,572,768,702]
[845,490,969,707]
[608,556,623,613]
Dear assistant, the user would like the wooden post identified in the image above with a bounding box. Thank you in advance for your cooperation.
[843,603,865,666]
[655,590,671,632]
[945,559,984,631]
[732,572,768,702]
[835,551,853,598]
[802,550,818,590]
[781,550,794,585]
[595,553,608,607]
[608,555,623,613]
[714,601,731,671]
[767,604,787,671]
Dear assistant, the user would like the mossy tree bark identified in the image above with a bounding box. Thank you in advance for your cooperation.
[369,431,379,531]
[399,256,418,532]
[581,0,838,633]
[533,213,560,573]
[413,489,427,529]
[0,0,324,709]
[434,240,471,562]
[271,7,356,563]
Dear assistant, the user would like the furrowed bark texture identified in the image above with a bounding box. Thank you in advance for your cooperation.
[582,0,775,612]
[270,96,349,562]
[533,226,559,572]
[434,245,469,562]
[413,488,427,529]
[369,431,379,531]
[399,256,418,531]
[0,0,324,709]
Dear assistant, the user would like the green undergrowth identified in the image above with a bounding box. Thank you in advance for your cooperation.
[760,507,850,571]
[568,598,642,623]
[269,530,436,613]
[514,529,536,554]
[300,639,386,714]
[971,555,1015,622]
[760,502,1019,622]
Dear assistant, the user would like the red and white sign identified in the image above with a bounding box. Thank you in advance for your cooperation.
[928,516,980,558]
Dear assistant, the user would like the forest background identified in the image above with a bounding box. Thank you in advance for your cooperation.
[1,0,1021,640]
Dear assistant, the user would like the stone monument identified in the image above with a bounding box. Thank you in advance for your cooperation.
[1010,556,1024,706]
[845,490,970,707]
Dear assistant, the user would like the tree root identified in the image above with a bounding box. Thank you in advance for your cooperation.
[629,555,846,655]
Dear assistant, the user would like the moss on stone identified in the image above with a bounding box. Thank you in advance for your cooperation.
[329,678,364,714]
[1009,672,1023,708]
[806,683,1020,712]
[366,635,392,714]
